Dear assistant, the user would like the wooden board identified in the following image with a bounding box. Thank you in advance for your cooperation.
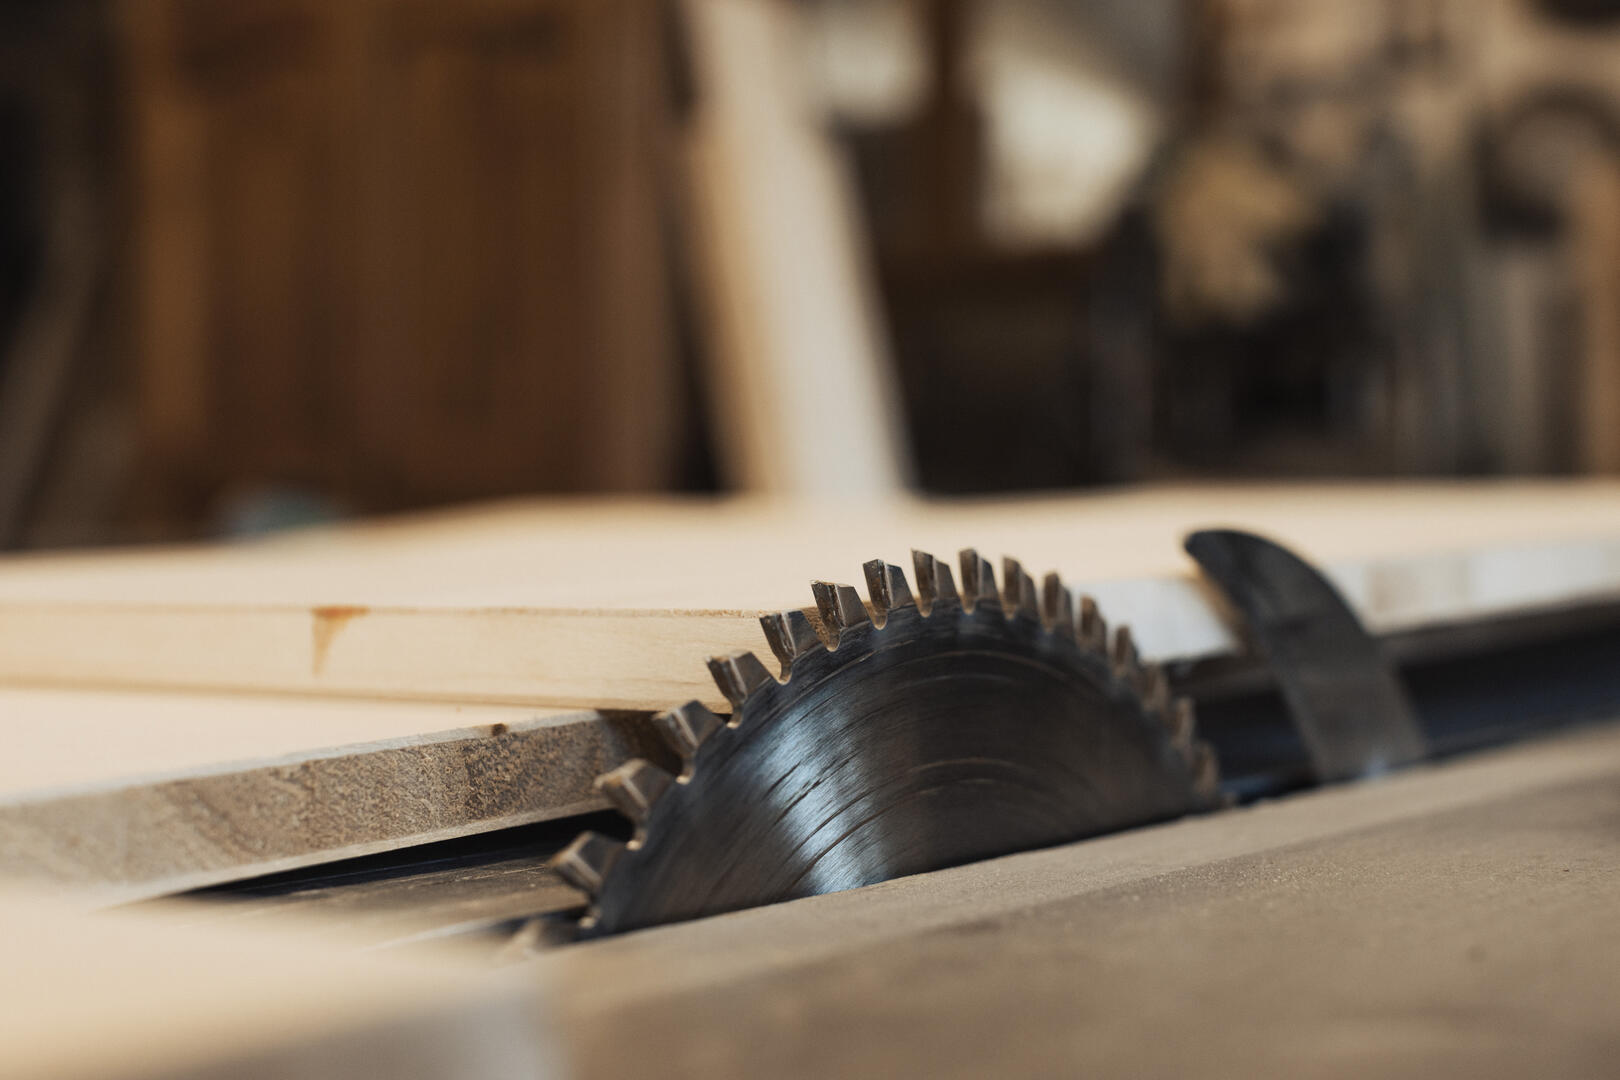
[2,483,1620,710]
[0,689,642,900]
[542,722,1620,1079]
[4,481,1620,897]
[680,0,912,494]
[0,890,556,1080]
[9,721,1619,1079]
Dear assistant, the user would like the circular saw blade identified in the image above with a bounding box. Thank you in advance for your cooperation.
[556,549,1222,935]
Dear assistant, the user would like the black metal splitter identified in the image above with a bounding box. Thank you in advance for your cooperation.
[1185,528,1428,783]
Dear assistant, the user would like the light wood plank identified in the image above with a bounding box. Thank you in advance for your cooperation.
[679,0,912,494]
[2,484,1619,709]
[0,689,635,900]
[0,891,555,1080]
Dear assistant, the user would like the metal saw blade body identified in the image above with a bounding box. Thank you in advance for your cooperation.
[558,552,1222,936]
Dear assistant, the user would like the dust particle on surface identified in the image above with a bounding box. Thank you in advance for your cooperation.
[311,605,370,675]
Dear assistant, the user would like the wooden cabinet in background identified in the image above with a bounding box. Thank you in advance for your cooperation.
[123,0,685,528]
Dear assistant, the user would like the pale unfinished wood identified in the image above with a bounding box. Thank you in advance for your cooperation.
[0,689,635,900]
[3,482,1616,898]
[2,484,1620,710]
[680,0,912,494]
[0,890,556,1080]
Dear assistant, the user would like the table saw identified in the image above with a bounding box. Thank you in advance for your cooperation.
[2,482,1618,1077]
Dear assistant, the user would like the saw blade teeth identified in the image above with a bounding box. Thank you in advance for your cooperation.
[958,549,1002,613]
[911,549,962,615]
[653,700,723,761]
[1001,557,1040,622]
[580,565,1229,935]
[552,831,625,897]
[1078,595,1107,653]
[1041,572,1076,639]
[707,650,776,708]
[1139,662,1172,715]
[811,580,872,644]
[759,608,822,675]
[1111,625,1142,680]
[597,759,676,825]
[862,559,916,620]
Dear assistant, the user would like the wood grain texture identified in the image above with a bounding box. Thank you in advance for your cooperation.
[2,484,1620,709]
[0,689,644,899]
[4,481,1614,895]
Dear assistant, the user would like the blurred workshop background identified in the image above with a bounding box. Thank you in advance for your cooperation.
[3,0,1620,549]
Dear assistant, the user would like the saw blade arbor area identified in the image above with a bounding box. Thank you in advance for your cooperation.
[556,549,1223,935]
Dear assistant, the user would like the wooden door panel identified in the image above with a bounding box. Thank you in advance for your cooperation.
[358,0,589,500]
[126,0,681,526]
[129,0,346,491]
